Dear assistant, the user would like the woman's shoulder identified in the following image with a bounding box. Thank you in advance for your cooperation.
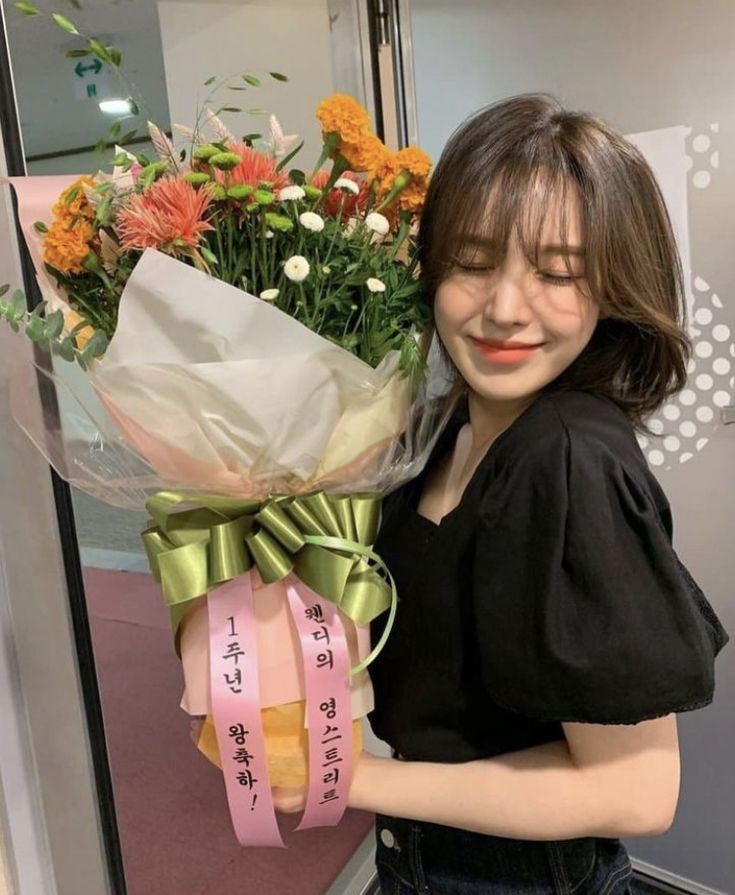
[490,388,668,513]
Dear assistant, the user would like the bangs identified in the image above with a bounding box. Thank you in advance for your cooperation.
[440,160,584,278]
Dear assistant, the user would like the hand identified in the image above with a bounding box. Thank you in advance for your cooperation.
[272,785,307,814]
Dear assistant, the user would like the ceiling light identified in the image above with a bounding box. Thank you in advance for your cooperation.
[99,99,133,115]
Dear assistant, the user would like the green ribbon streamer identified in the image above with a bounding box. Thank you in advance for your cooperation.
[141,489,397,676]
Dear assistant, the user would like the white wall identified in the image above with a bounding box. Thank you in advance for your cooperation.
[157,0,337,172]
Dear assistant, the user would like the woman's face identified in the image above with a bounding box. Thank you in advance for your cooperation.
[434,185,600,409]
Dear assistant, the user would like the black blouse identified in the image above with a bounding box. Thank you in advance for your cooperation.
[367,388,729,763]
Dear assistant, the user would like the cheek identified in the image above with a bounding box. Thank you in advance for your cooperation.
[540,287,599,341]
[434,281,475,336]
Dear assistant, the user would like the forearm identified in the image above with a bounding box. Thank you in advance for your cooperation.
[349,741,654,840]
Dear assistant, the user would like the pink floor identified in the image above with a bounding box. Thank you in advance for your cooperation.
[83,567,375,895]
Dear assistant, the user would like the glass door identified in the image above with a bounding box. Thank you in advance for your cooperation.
[0,2,393,892]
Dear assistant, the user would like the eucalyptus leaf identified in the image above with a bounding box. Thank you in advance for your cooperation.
[269,72,288,82]
[64,49,89,58]
[204,76,217,86]
[242,74,260,87]
[44,310,64,340]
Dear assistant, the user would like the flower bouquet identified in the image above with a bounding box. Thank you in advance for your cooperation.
[2,14,455,848]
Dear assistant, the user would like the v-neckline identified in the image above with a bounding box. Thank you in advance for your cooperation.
[408,391,545,530]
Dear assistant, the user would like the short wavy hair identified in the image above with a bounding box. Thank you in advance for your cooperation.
[417,92,691,433]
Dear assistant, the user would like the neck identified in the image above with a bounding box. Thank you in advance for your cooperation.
[465,388,540,453]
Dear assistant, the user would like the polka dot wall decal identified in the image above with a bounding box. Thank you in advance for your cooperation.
[642,254,733,472]
[692,135,711,152]
[710,123,719,132]
[713,323,731,342]
[693,170,711,189]
[711,151,719,169]
[713,358,730,375]
[684,155,694,172]
[649,450,665,467]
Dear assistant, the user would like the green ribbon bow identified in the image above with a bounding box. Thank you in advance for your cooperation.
[141,489,398,676]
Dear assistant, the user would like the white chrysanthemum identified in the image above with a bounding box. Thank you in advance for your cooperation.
[322,266,331,275]
[284,255,310,282]
[259,288,279,301]
[334,177,360,195]
[364,212,390,236]
[366,277,386,293]
[299,211,325,232]
[279,185,306,201]
[265,229,274,239]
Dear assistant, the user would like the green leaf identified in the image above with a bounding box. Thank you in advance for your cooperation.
[128,99,140,116]
[94,138,108,155]
[227,86,248,91]
[241,133,262,144]
[58,337,76,362]
[63,185,80,205]
[89,38,112,64]
[0,284,9,298]
[44,310,64,340]
[203,76,217,86]
[247,107,267,116]
[85,330,108,357]
[11,290,26,316]
[118,129,138,144]
[14,2,40,16]
[109,47,122,67]
[269,71,288,82]
[52,12,78,34]
[64,48,89,58]
[200,246,219,266]
[109,121,122,139]
[288,169,305,185]
[136,152,151,167]
[33,220,48,233]
[219,106,242,114]
[275,139,304,173]
[242,74,260,87]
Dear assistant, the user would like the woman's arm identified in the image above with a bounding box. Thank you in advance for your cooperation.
[348,714,680,840]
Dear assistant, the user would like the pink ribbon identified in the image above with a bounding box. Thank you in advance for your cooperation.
[284,573,353,830]
[208,575,285,847]
[208,571,354,846]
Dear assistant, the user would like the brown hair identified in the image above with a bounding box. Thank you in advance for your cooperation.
[417,93,691,433]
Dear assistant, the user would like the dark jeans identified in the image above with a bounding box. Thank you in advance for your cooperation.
[374,813,634,895]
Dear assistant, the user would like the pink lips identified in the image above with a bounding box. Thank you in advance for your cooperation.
[469,337,543,365]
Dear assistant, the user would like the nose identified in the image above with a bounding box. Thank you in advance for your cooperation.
[482,267,533,326]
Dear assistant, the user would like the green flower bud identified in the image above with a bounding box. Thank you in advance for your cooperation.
[193,144,221,161]
[254,189,275,205]
[210,184,227,201]
[303,184,323,200]
[264,212,294,232]
[184,172,211,186]
[209,151,242,171]
[227,184,254,201]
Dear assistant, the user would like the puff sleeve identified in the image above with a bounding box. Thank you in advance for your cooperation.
[473,424,729,724]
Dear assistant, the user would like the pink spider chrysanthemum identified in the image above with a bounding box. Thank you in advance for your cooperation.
[213,142,290,191]
[116,178,215,260]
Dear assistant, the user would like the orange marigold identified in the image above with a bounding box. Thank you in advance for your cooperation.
[43,215,96,274]
[316,93,371,145]
[51,176,96,222]
[341,132,390,175]
[393,146,432,180]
